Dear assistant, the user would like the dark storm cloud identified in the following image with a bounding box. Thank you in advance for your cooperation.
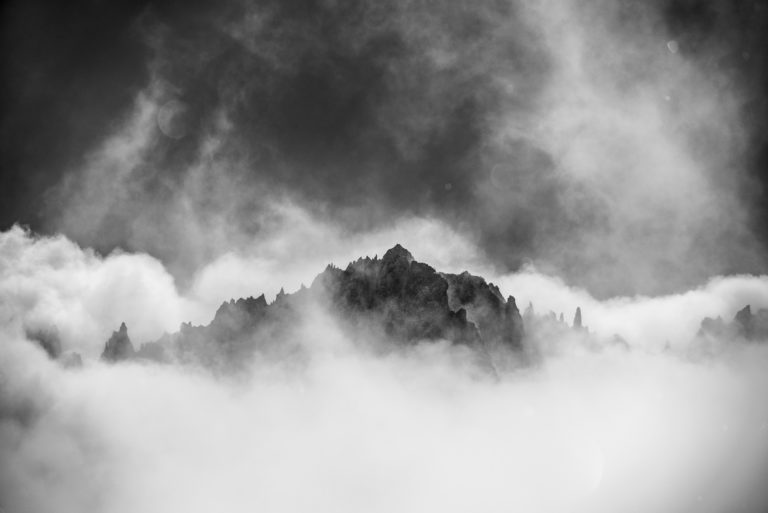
[2,0,767,297]
[0,0,151,224]
[131,0,543,212]
[39,0,553,278]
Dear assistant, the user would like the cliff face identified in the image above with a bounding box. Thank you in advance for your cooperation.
[442,271,524,351]
[101,244,525,368]
[318,245,485,347]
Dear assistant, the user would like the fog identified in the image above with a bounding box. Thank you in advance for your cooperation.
[2,1,768,511]
[2,225,768,513]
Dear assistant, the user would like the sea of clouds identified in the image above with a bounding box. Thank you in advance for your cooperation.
[3,0,768,510]
[2,218,768,513]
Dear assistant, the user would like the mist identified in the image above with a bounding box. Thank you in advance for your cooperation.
[2,0,768,511]
[2,225,768,512]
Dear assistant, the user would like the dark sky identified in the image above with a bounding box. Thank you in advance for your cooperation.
[2,0,767,297]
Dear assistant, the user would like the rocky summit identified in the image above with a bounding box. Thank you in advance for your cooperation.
[698,305,768,343]
[99,244,767,369]
[101,244,525,369]
[101,322,134,362]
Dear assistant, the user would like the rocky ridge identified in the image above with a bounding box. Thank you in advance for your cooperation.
[697,305,768,343]
[97,244,766,369]
[101,244,526,369]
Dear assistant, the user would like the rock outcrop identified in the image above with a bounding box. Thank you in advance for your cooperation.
[442,271,524,350]
[573,307,583,330]
[101,244,526,369]
[101,322,135,362]
[698,305,768,343]
[318,245,485,347]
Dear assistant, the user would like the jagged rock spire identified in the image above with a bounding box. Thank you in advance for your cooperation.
[101,322,135,362]
[100,244,530,370]
[734,305,753,339]
[698,304,768,343]
[573,307,582,329]
[732,304,768,341]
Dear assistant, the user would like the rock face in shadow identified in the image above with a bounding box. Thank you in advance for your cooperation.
[442,271,524,350]
[101,323,135,362]
[101,244,526,369]
[318,245,485,347]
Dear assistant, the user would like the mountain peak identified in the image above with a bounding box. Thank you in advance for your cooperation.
[573,307,583,329]
[102,322,135,362]
[99,244,527,370]
[382,244,414,265]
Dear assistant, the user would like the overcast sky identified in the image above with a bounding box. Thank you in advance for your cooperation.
[2,0,767,297]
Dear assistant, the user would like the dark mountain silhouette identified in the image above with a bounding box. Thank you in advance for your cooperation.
[697,305,768,343]
[101,244,525,369]
[101,322,134,362]
[100,244,766,369]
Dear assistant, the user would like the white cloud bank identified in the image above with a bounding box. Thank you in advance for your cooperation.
[3,215,767,357]
[2,222,768,513]
[0,214,488,357]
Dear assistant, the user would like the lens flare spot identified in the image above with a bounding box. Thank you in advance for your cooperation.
[157,99,191,140]
[666,40,679,54]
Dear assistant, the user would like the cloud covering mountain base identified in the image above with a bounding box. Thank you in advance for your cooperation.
[2,224,768,513]
[2,0,768,511]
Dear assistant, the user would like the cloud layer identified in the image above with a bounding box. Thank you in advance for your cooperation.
[0,0,762,296]
[2,224,768,512]
[2,2,768,511]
